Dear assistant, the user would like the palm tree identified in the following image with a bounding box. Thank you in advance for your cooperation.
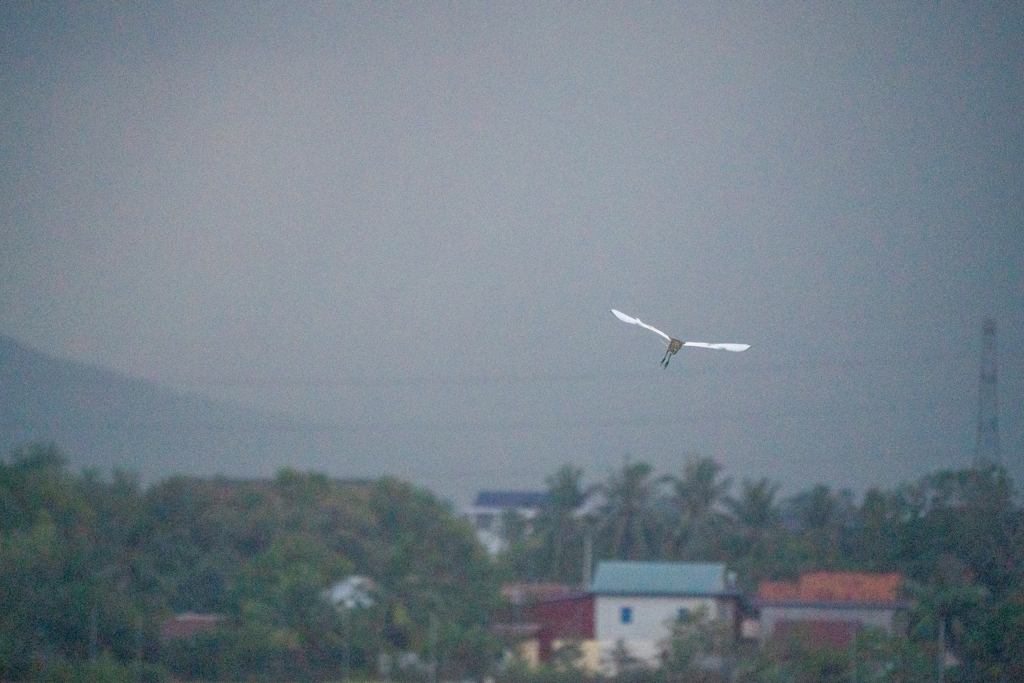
[597,460,661,561]
[535,465,590,582]
[783,484,855,569]
[662,457,732,560]
[721,477,782,580]
[902,568,989,683]
[726,477,781,549]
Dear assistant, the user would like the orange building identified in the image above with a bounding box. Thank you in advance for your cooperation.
[754,572,908,648]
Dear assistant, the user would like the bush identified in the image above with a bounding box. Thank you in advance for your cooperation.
[37,652,167,683]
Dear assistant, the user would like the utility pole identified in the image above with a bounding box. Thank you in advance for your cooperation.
[975,318,1001,468]
[849,624,857,683]
[582,526,593,588]
[428,613,438,683]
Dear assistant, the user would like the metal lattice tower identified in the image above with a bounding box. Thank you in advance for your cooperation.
[975,318,1001,468]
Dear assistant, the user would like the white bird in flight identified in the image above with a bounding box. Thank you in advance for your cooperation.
[612,309,750,367]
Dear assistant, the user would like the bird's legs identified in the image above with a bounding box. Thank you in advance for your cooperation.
[661,339,683,367]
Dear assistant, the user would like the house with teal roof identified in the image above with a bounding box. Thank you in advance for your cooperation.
[590,561,739,671]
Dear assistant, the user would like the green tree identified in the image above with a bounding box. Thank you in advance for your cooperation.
[365,477,503,680]
[597,460,661,561]
[659,604,730,682]
[499,506,540,580]
[727,478,781,547]
[0,444,157,680]
[965,586,1024,681]
[845,487,906,572]
[661,457,732,561]
[535,465,590,583]
[143,469,502,681]
[722,477,783,584]
[781,484,855,572]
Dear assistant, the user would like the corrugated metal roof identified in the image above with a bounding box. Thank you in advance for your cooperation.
[590,561,727,595]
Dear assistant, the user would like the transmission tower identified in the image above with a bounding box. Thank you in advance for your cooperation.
[975,318,1001,468]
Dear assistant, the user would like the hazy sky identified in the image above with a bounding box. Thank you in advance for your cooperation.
[2,2,1022,502]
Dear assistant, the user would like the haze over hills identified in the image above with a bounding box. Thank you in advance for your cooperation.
[4,4,1022,511]
[0,335,383,488]
[3,333,1020,506]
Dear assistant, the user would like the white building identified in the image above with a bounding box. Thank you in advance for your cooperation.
[464,490,549,555]
[590,561,739,671]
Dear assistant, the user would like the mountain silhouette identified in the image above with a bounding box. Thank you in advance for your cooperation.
[0,336,360,483]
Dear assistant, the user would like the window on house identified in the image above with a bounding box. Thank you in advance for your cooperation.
[677,607,690,622]
[620,606,632,624]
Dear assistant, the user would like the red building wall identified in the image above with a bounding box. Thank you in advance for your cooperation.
[526,593,594,662]
[774,619,858,649]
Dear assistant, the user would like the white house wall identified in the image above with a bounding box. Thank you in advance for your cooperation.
[594,595,730,666]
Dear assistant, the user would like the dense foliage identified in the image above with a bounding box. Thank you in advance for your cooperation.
[0,443,501,682]
[2,443,1021,682]
[497,460,1024,682]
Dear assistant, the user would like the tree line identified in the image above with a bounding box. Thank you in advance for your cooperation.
[2,442,1022,681]
[498,459,1023,681]
[1,443,500,682]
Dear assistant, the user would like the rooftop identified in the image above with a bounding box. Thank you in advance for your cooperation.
[472,490,550,509]
[502,582,577,605]
[590,561,729,596]
[757,572,901,604]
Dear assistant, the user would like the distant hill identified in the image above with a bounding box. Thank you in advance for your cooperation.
[0,336,355,484]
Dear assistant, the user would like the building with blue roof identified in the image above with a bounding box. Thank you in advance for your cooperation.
[589,561,739,673]
[464,490,550,555]
[591,561,731,596]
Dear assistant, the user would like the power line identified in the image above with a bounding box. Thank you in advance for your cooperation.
[159,348,973,390]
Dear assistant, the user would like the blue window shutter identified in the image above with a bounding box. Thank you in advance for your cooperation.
[620,606,632,624]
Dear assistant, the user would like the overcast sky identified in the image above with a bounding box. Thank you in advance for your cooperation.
[2,2,1022,502]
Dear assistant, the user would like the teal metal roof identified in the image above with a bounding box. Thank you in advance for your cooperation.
[590,561,727,596]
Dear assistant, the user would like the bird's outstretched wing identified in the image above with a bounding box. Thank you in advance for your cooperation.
[611,309,672,343]
[682,342,751,352]
[612,309,751,352]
